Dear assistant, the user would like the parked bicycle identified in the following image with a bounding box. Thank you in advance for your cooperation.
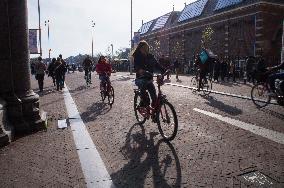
[251,71,284,108]
[133,70,178,141]
[100,72,114,106]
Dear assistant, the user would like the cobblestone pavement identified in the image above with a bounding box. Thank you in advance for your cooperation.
[0,75,85,187]
[0,71,283,188]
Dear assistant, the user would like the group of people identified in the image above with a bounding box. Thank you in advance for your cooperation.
[33,54,68,92]
[133,40,284,107]
[33,54,113,93]
[47,54,68,91]
[33,40,283,105]
[81,55,112,91]
[158,55,181,81]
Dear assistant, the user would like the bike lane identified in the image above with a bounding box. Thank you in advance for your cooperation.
[65,72,284,187]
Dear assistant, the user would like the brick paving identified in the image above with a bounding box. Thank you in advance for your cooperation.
[0,71,283,187]
[66,71,283,188]
[0,75,85,188]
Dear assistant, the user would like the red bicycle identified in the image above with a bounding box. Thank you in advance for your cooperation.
[99,72,114,106]
[133,70,178,141]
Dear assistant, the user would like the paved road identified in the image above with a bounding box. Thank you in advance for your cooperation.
[0,71,283,188]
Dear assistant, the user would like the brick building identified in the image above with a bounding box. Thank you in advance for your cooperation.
[138,0,284,67]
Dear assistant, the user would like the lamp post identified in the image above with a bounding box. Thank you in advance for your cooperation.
[110,44,114,59]
[130,0,133,74]
[38,0,42,56]
[44,20,50,41]
[91,20,95,59]
[44,20,50,62]
[48,49,51,60]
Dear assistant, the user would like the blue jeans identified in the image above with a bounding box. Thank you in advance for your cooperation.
[135,78,157,106]
[99,75,110,90]
[269,72,284,91]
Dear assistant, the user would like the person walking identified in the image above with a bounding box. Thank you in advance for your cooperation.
[34,57,47,92]
[48,58,57,86]
[173,58,181,81]
[54,57,65,91]
[59,54,67,86]
[227,62,234,82]
[245,56,255,83]
[220,60,227,81]
[213,59,221,82]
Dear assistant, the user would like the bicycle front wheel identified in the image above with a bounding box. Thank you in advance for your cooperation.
[134,92,146,124]
[157,101,178,141]
[108,86,114,106]
[251,83,271,108]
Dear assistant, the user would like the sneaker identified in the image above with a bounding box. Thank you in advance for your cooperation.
[151,114,158,123]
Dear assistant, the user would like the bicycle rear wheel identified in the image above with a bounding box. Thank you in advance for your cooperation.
[191,76,198,87]
[157,101,178,141]
[251,83,271,108]
[108,86,114,106]
[133,92,146,124]
[202,79,212,95]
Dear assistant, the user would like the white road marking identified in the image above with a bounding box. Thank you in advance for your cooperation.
[57,119,67,129]
[193,108,284,145]
[63,84,115,188]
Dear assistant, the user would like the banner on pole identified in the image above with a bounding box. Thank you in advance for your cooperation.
[29,29,39,54]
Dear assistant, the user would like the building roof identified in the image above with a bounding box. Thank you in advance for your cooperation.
[178,0,208,22]
[138,0,284,35]
[138,11,180,35]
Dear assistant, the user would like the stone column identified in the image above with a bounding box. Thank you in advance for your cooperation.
[281,19,284,64]
[0,0,46,135]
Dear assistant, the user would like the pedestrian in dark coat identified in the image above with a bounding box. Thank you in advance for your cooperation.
[213,59,221,82]
[54,58,65,91]
[34,56,47,92]
[48,58,57,86]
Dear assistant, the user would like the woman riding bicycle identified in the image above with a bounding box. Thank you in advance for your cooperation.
[133,41,165,107]
[95,56,112,92]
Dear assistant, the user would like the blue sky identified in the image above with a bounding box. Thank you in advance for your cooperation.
[28,0,194,58]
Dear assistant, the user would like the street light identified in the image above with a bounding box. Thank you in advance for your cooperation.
[44,20,51,61]
[130,0,133,75]
[44,20,50,41]
[110,44,114,59]
[91,20,95,58]
[38,0,42,56]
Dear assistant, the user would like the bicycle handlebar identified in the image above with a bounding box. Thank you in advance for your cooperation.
[137,69,170,80]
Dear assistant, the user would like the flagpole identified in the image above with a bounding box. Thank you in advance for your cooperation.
[130,0,133,75]
[38,0,42,56]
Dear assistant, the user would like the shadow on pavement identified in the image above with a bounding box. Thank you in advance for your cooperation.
[204,96,243,116]
[68,85,97,93]
[80,101,111,123]
[112,77,132,82]
[260,108,284,121]
[36,89,57,97]
[111,123,181,188]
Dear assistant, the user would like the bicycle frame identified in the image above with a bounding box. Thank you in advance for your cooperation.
[136,71,170,117]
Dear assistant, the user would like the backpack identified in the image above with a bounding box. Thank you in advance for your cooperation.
[199,50,208,64]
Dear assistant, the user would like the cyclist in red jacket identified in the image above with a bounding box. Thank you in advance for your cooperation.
[95,56,112,91]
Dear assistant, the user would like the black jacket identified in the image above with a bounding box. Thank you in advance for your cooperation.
[133,52,164,78]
